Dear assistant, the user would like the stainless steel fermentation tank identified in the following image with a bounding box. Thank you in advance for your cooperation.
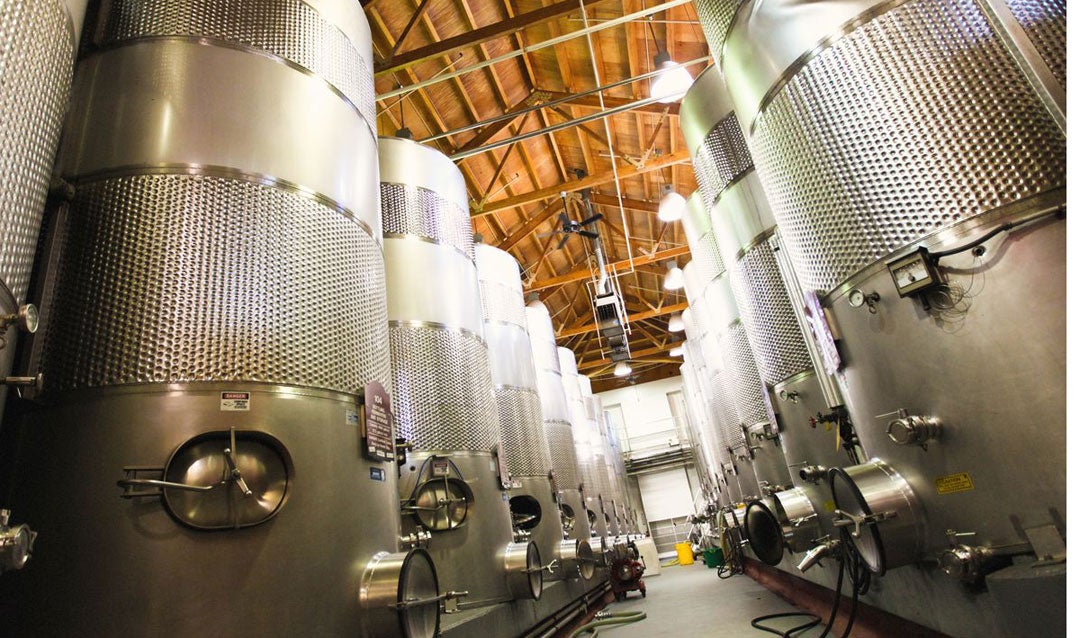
[580,379,621,546]
[682,65,862,556]
[475,243,561,592]
[716,0,1065,635]
[1,3,438,637]
[524,301,596,580]
[682,259,762,502]
[558,349,609,552]
[380,137,540,623]
[0,0,88,432]
[678,304,728,503]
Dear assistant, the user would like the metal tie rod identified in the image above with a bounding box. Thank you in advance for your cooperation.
[450,92,695,160]
[421,55,709,145]
[376,0,693,100]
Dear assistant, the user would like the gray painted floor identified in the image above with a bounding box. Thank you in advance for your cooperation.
[598,564,837,637]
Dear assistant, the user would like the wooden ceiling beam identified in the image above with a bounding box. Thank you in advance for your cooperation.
[474,149,689,216]
[588,193,657,213]
[527,244,689,293]
[557,301,687,338]
[376,0,609,75]
[498,198,563,251]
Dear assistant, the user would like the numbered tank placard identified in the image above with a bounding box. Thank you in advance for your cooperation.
[935,472,975,495]
[361,382,394,462]
[220,391,251,411]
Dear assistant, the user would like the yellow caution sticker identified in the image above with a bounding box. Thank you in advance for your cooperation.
[823,500,837,512]
[935,472,975,495]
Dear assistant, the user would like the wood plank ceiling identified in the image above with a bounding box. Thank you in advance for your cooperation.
[367,0,709,391]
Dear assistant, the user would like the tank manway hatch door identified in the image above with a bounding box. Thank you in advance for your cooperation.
[117,428,291,530]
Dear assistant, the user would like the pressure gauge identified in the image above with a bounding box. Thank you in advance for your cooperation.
[886,247,943,297]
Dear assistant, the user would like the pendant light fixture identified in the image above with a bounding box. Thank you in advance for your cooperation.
[657,184,686,222]
[614,361,632,377]
[667,312,685,332]
[646,17,693,103]
[662,261,684,291]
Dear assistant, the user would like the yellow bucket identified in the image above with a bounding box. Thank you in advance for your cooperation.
[674,542,694,565]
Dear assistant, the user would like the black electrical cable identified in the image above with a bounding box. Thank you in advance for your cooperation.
[928,206,1063,259]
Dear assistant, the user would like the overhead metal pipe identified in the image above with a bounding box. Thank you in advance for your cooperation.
[420,56,708,145]
[377,0,693,100]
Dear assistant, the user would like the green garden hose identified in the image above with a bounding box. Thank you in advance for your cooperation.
[571,610,648,637]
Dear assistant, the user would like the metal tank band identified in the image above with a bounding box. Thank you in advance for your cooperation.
[477,244,552,478]
[87,0,377,138]
[726,0,1066,294]
[380,136,497,453]
[0,0,85,314]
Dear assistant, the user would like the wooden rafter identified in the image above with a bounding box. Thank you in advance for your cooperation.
[474,150,689,216]
[527,245,689,293]
[589,193,657,213]
[557,302,687,338]
[376,0,609,75]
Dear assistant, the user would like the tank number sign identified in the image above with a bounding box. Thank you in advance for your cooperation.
[935,472,975,495]
[361,382,394,462]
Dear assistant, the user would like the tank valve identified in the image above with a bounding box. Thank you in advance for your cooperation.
[939,530,1031,583]
[797,538,840,572]
[877,409,941,449]
[797,465,829,484]
[399,530,432,549]
[0,304,38,335]
[0,510,36,573]
[759,481,782,496]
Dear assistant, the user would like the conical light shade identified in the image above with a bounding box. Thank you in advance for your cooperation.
[614,361,632,377]
[658,185,686,222]
[650,52,694,103]
[667,312,685,332]
[663,261,684,290]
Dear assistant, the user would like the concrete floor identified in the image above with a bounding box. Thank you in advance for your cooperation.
[599,564,838,637]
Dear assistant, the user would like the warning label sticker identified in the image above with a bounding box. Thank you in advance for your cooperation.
[220,391,251,411]
[935,472,975,495]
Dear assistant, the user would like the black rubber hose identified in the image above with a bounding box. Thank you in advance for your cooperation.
[751,612,821,637]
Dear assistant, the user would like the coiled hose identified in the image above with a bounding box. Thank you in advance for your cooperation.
[750,528,872,638]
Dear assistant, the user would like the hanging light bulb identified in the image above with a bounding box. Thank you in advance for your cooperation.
[614,361,632,377]
[649,51,694,103]
[667,312,685,332]
[669,346,685,357]
[662,261,684,291]
[657,184,686,222]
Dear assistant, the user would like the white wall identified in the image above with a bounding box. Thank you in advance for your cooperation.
[598,376,685,453]
[636,467,695,522]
